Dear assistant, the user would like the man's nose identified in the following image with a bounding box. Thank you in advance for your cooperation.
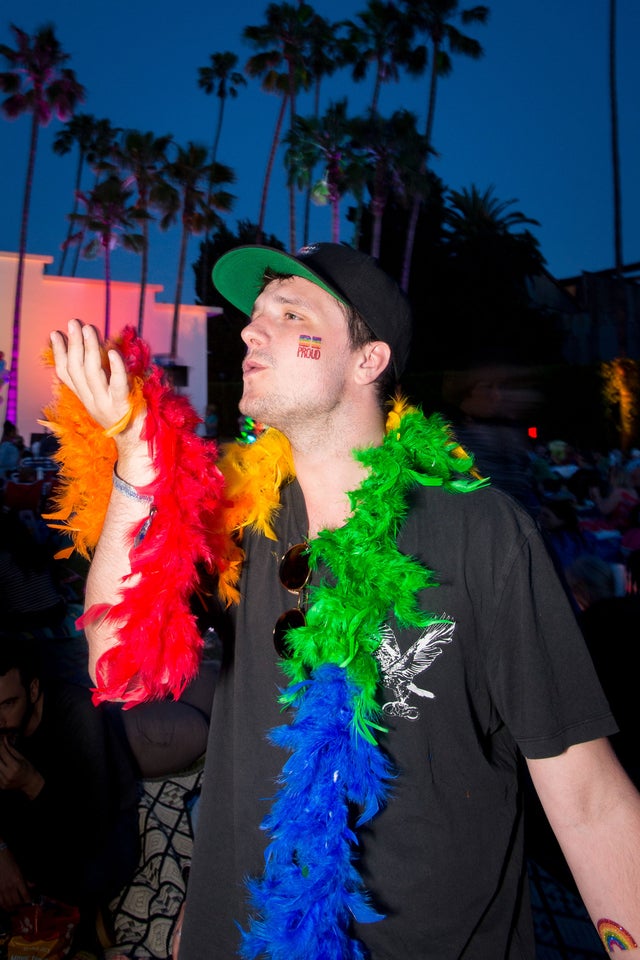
[241,315,267,347]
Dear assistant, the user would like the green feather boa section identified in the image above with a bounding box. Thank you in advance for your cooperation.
[279,407,488,742]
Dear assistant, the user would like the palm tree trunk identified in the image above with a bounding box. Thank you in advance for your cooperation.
[138,218,149,336]
[371,65,381,117]
[288,66,297,253]
[200,97,227,299]
[303,79,322,245]
[371,198,384,260]
[7,114,39,425]
[609,0,626,358]
[58,148,85,275]
[211,96,226,172]
[172,216,189,360]
[608,0,630,449]
[401,43,440,293]
[104,231,112,340]
[331,195,340,243]
[72,169,99,277]
[257,94,288,243]
[401,193,420,292]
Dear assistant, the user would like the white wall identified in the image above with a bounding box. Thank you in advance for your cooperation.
[0,251,217,441]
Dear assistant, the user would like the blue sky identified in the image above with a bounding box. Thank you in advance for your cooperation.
[1,0,639,307]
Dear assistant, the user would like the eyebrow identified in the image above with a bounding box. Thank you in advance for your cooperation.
[251,289,317,317]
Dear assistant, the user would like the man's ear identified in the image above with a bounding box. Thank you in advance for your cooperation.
[355,341,392,385]
[29,678,40,705]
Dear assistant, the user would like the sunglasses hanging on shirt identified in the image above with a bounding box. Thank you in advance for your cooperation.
[273,542,311,659]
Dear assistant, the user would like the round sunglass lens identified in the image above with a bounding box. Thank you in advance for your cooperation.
[279,543,310,593]
[273,608,305,658]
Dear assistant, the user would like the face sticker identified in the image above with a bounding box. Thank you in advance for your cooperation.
[598,919,638,952]
[297,334,322,360]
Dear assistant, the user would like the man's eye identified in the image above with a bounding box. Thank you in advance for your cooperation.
[284,311,301,321]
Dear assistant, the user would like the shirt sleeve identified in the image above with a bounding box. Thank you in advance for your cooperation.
[485,520,618,759]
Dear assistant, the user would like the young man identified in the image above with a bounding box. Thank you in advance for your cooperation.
[50,243,640,959]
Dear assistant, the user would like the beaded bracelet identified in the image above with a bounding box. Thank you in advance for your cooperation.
[113,462,154,505]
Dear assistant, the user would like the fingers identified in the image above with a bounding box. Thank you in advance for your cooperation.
[50,320,132,431]
[64,321,109,412]
[50,319,100,397]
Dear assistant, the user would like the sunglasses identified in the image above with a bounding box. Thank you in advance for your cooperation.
[273,542,311,659]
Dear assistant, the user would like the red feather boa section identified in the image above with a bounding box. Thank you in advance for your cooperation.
[47,327,233,707]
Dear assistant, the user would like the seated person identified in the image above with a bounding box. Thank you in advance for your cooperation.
[0,423,20,484]
[588,467,640,532]
[0,635,139,941]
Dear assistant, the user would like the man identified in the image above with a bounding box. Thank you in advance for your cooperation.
[0,635,139,933]
[50,243,640,959]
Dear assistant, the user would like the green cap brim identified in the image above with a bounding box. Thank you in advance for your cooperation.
[212,246,347,316]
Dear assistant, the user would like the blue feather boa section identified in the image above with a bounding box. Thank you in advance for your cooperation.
[240,664,394,960]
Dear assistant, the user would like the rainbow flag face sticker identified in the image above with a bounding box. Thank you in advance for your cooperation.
[297,334,322,360]
[598,919,638,952]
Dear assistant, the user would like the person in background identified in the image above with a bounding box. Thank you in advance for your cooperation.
[0,635,140,952]
[0,423,20,484]
[203,403,219,441]
[589,467,640,533]
[50,244,640,959]
[0,509,69,633]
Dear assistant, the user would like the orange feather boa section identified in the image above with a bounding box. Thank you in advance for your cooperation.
[42,328,236,706]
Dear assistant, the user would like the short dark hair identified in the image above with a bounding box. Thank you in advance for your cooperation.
[0,634,41,690]
[260,269,396,403]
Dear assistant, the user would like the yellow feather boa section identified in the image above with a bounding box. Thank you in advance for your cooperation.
[42,373,415,605]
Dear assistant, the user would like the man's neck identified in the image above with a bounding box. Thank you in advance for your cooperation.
[291,411,386,538]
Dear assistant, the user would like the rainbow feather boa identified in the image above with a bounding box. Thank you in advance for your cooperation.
[240,401,485,960]
[43,327,486,956]
[41,327,234,705]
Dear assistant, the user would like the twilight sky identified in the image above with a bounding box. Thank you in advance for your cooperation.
[1,0,639,308]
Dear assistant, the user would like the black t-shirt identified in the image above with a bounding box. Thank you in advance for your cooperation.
[181,480,615,960]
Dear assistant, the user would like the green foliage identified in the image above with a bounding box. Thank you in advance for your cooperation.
[194,218,285,308]
[65,175,146,258]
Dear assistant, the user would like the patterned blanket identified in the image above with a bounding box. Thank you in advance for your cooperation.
[107,765,203,959]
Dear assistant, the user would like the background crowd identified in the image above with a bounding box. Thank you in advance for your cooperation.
[0,412,639,958]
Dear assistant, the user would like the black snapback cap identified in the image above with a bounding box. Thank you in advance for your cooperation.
[212,242,413,378]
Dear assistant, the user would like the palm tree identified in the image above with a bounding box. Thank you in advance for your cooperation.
[53,113,102,274]
[197,51,246,299]
[66,117,121,277]
[444,184,540,240]
[351,109,427,259]
[340,0,426,117]
[606,0,634,449]
[283,119,320,232]
[163,142,235,360]
[443,183,544,312]
[64,175,146,338]
[113,129,174,335]
[436,184,547,369]
[398,0,489,290]
[286,99,367,243]
[243,2,313,251]
[198,51,247,171]
[301,13,343,244]
[0,23,85,425]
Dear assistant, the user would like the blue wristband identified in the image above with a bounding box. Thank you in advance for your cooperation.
[113,462,154,505]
